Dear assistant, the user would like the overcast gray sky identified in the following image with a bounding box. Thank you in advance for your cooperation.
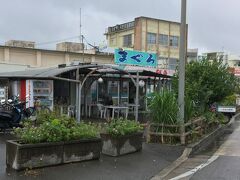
[0,0,238,54]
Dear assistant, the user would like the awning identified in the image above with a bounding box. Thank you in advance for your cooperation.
[0,64,172,79]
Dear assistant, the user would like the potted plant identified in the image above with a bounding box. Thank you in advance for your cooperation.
[6,113,102,170]
[100,118,143,156]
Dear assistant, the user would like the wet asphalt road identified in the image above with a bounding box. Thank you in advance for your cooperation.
[191,156,240,180]
[190,121,240,180]
[0,134,184,180]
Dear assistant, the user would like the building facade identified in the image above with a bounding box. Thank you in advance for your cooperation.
[187,49,198,62]
[227,54,240,68]
[0,40,114,72]
[105,16,188,70]
[201,52,228,65]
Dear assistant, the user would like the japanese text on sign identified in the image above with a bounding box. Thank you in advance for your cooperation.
[114,49,157,67]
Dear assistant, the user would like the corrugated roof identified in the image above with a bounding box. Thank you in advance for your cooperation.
[0,66,76,79]
[0,64,171,79]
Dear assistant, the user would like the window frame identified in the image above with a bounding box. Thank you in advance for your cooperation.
[159,34,169,46]
[169,36,179,47]
[147,32,157,45]
[123,34,132,48]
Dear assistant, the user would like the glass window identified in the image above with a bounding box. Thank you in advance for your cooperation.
[159,34,168,46]
[169,36,179,47]
[123,34,132,47]
[147,33,157,44]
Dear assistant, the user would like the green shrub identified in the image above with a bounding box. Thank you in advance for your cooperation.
[173,60,239,112]
[14,114,99,144]
[185,96,195,122]
[220,94,236,106]
[14,125,45,144]
[148,90,179,124]
[103,118,143,137]
[70,123,98,140]
[203,111,218,125]
[202,111,228,125]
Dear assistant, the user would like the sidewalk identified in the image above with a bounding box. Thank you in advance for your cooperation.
[0,134,184,180]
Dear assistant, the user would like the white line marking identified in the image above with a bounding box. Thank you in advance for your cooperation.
[169,155,219,180]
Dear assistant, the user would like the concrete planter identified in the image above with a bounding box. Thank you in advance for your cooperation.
[6,138,102,170]
[63,139,102,163]
[100,132,143,156]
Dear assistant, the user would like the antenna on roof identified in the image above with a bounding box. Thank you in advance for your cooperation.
[79,8,82,43]
[79,8,85,62]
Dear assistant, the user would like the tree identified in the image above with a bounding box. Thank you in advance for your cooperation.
[173,59,239,112]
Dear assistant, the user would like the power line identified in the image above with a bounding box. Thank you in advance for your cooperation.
[82,35,99,50]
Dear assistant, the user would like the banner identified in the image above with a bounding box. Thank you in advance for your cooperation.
[114,49,157,67]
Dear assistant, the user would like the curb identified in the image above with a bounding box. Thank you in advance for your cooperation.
[151,113,240,180]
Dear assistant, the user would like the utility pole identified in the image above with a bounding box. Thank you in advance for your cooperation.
[178,0,187,145]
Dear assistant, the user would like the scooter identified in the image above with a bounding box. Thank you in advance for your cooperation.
[0,102,22,130]
[0,95,34,131]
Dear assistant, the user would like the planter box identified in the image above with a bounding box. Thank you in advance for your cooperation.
[63,139,102,163]
[6,138,102,170]
[6,140,64,170]
[100,132,143,156]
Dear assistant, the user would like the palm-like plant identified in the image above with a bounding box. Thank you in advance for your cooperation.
[149,90,179,125]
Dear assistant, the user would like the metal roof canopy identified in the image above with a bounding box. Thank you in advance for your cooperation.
[0,63,172,122]
[0,64,171,79]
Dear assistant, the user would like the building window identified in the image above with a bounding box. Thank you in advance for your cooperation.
[169,36,179,47]
[123,34,132,47]
[168,58,178,70]
[147,33,157,44]
[159,34,169,46]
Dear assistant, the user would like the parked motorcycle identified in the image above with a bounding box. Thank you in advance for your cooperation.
[0,95,35,131]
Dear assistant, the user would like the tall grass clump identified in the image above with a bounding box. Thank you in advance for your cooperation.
[185,96,195,123]
[149,90,179,125]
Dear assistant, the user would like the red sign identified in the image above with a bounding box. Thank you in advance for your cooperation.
[229,67,240,76]
[156,69,175,76]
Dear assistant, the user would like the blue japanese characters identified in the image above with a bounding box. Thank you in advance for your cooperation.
[114,49,157,67]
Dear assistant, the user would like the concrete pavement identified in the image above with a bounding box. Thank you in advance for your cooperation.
[0,134,184,180]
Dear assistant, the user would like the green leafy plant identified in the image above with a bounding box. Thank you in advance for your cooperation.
[148,90,196,144]
[173,59,239,112]
[14,113,99,144]
[203,111,218,125]
[70,123,98,140]
[185,96,195,122]
[148,90,179,125]
[220,94,236,106]
[103,118,143,137]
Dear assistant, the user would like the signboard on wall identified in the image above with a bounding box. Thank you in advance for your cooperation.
[114,49,157,67]
[217,106,236,113]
